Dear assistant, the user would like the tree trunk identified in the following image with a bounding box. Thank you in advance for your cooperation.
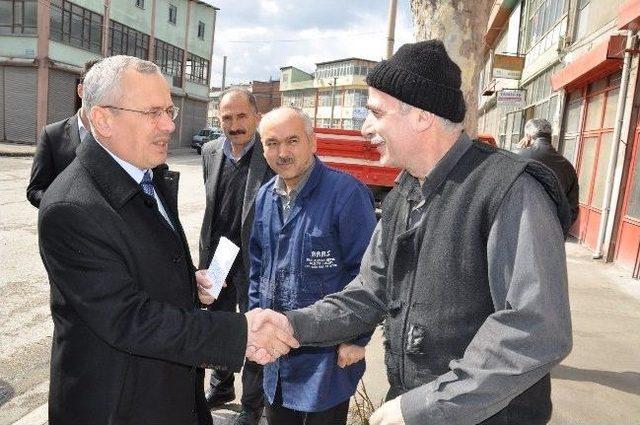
[411,0,493,137]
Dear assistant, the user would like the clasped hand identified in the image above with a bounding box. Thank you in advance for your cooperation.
[195,271,299,364]
[245,308,300,365]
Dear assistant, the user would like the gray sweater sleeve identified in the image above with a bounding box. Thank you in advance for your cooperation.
[285,221,388,346]
[400,173,573,425]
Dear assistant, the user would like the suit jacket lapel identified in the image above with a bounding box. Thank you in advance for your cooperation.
[242,135,268,225]
[154,165,180,219]
[206,142,225,214]
[66,114,82,151]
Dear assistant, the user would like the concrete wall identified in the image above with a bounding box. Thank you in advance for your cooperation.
[110,0,153,35]
[49,41,101,68]
[155,0,187,47]
[184,80,209,98]
[314,74,367,89]
[0,36,37,59]
[79,0,104,14]
[187,2,214,58]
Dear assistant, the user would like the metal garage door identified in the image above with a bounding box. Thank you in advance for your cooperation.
[0,66,5,141]
[48,69,78,124]
[170,94,182,149]
[181,98,207,148]
[4,66,37,143]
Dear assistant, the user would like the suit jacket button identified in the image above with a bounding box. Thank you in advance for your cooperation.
[173,255,181,263]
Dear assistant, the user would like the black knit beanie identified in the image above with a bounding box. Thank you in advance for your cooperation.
[366,40,466,123]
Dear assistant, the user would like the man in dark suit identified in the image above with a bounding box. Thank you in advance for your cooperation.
[26,58,100,208]
[198,89,273,424]
[38,55,298,425]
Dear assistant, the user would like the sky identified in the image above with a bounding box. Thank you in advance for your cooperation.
[205,0,416,86]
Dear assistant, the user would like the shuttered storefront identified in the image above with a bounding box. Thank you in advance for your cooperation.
[0,67,5,141]
[48,69,79,124]
[180,98,207,148]
[4,66,37,143]
[170,94,182,149]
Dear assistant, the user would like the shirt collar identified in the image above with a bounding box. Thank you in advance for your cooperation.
[274,156,316,198]
[223,134,256,163]
[77,110,89,142]
[93,138,150,184]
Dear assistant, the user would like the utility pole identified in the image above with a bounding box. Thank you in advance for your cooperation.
[386,0,398,59]
[329,76,337,128]
[221,55,227,90]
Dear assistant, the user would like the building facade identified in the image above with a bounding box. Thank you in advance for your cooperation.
[478,0,640,276]
[206,79,280,127]
[280,58,376,130]
[0,0,217,148]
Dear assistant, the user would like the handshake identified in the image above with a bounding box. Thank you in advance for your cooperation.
[244,308,299,365]
[195,270,299,365]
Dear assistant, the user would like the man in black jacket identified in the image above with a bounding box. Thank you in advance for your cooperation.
[517,118,580,225]
[198,89,273,424]
[26,58,100,208]
[38,55,298,425]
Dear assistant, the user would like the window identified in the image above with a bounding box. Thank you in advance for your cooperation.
[109,20,149,59]
[343,89,368,108]
[525,0,567,61]
[186,53,209,85]
[50,0,103,54]
[154,39,184,86]
[574,0,590,40]
[302,90,315,108]
[168,4,177,24]
[0,0,37,35]
[319,91,332,107]
[197,21,205,39]
[135,0,144,9]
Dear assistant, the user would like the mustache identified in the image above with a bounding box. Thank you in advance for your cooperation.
[228,129,246,136]
[276,157,295,165]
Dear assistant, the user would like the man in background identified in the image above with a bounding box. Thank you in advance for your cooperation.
[27,58,100,208]
[199,89,273,424]
[517,118,579,226]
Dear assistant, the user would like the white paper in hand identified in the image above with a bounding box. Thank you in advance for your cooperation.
[205,237,240,299]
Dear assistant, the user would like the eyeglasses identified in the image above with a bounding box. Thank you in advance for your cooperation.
[101,105,180,121]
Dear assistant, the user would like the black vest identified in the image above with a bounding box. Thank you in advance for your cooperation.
[380,141,570,424]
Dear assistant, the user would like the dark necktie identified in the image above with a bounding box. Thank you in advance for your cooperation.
[141,170,155,198]
[141,171,176,231]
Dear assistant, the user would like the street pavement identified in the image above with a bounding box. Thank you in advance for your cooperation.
[1,151,639,424]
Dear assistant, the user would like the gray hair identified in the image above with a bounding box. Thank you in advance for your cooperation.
[258,106,315,140]
[524,118,552,139]
[82,55,161,115]
[399,100,463,134]
[219,88,259,114]
[437,116,463,134]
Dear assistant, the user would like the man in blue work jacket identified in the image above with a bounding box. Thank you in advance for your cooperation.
[248,106,377,425]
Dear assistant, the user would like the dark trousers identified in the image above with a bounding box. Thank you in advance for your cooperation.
[208,269,264,410]
[265,381,350,425]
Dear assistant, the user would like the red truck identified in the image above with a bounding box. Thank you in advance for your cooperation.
[315,128,498,202]
[314,127,400,202]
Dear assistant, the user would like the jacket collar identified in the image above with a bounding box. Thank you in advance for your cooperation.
[65,114,82,149]
[272,156,324,227]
